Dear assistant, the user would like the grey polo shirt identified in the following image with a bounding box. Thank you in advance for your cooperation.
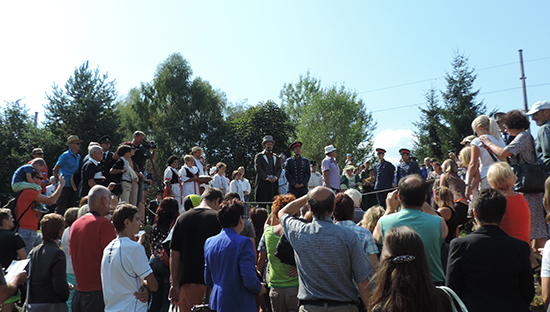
[280,214,372,303]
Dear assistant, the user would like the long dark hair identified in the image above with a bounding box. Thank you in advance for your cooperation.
[369,226,444,312]
[154,197,179,227]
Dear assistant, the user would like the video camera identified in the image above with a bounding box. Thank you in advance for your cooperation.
[142,140,157,149]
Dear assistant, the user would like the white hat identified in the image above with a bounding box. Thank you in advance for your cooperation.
[324,145,336,154]
[526,101,550,115]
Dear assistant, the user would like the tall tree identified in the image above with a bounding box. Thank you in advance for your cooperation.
[0,100,59,199]
[117,53,227,190]
[44,61,120,155]
[440,52,485,154]
[222,101,295,192]
[280,74,375,168]
[413,87,445,161]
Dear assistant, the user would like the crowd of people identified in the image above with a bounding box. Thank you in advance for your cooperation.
[4,101,550,311]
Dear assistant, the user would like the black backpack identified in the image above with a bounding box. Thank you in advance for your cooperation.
[2,192,34,232]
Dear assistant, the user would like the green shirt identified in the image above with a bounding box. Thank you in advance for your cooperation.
[265,226,299,288]
[380,208,445,283]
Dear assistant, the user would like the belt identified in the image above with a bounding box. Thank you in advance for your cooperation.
[122,180,132,183]
[300,300,356,307]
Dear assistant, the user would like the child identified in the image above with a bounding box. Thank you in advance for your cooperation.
[11,158,46,193]
[180,154,200,197]
[0,208,26,312]
[101,204,157,312]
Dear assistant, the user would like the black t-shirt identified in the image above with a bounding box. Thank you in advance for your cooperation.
[132,145,147,171]
[170,208,221,285]
[80,159,103,197]
[0,229,26,269]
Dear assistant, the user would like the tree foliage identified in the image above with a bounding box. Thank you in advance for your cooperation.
[281,73,375,168]
[44,61,120,155]
[117,53,227,190]
[413,87,445,161]
[0,101,59,200]
[413,52,485,160]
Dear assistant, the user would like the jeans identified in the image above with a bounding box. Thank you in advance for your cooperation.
[149,257,170,312]
[17,228,42,256]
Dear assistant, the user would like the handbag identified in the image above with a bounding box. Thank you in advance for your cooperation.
[23,255,69,312]
[191,287,213,312]
[437,286,469,312]
[508,154,546,193]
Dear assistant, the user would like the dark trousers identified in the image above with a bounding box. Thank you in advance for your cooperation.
[376,190,390,209]
[72,289,105,312]
[256,180,278,208]
[149,257,170,312]
[55,187,79,216]
[289,186,308,198]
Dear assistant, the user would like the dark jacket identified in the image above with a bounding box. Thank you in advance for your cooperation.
[446,225,534,312]
[28,240,70,303]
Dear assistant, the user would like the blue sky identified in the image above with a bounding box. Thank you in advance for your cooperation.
[1,1,549,164]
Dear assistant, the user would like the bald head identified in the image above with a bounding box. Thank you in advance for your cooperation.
[307,186,335,218]
[398,174,427,208]
[88,185,111,216]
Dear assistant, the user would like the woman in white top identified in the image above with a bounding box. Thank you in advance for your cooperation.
[229,170,244,200]
[466,115,506,198]
[163,155,183,209]
[211,162,229,195]
[180,154,201,199]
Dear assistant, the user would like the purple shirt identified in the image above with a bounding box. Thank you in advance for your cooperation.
[322,156,340,190]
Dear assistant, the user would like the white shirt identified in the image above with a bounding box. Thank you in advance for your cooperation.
[240,178,251,194]
[61,227,73,274]
[471,135,506,178]
[101,237,153,312]
[211,174,229,195]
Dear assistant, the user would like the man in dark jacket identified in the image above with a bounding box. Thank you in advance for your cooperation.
[446,188,534,312]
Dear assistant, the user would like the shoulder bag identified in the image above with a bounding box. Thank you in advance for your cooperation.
[437,286,469,312]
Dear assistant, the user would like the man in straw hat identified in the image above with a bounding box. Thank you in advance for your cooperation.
[254,135,282,207]
[53,135,83,215]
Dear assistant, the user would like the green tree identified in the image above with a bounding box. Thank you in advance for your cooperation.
[413,87,446,161]
[44,61,120,154]
[117,53,227,190]
[0,100,59,200]
[439,52,485,154]
[222,101,295,194]
[280,74,375,168]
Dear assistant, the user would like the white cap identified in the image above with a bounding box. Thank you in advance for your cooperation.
[526,101,550,115]
[324,145,336,154]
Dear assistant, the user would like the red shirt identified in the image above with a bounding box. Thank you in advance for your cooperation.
[500,193,531,244]
[69,213,116,292]
[17,189,39,231]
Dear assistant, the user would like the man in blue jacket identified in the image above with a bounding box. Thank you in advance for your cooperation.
[204,200,266,312]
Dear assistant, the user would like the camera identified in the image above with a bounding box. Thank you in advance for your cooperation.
[142,140,157,149]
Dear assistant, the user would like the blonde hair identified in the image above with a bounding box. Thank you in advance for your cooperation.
[361,206,385,232]
[471,115,504,144]
[441,159,458,173]
[487,162,516,191]
[183,155,194,163]
[459,146,472,167]
[435,186,454,208]
[216,162,226,170]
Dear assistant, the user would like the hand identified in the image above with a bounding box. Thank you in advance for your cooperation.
[58,175,66,188]
[134,285,149,303]
[479,135,489,145]
[288,266,298,277]
[11,271,27,286]
[259,284,267,295]
[385,190,399,213]
[68,283,74,291]
[169,285,181,305]
[295,184,301,188]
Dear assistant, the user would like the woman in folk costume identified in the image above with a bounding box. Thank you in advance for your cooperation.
[180,154,201,199]
[164,155,183,209]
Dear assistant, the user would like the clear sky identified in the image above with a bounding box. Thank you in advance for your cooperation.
[1,1,549,164]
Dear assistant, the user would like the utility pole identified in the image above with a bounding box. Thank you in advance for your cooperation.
[519,49,529,111]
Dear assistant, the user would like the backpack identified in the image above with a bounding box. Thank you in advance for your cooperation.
[2,192,34,232]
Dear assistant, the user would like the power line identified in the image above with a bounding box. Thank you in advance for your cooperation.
[359,57,550,94]
[370,82,550,114]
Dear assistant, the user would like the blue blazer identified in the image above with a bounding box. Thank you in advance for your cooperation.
[204,228,262,312]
